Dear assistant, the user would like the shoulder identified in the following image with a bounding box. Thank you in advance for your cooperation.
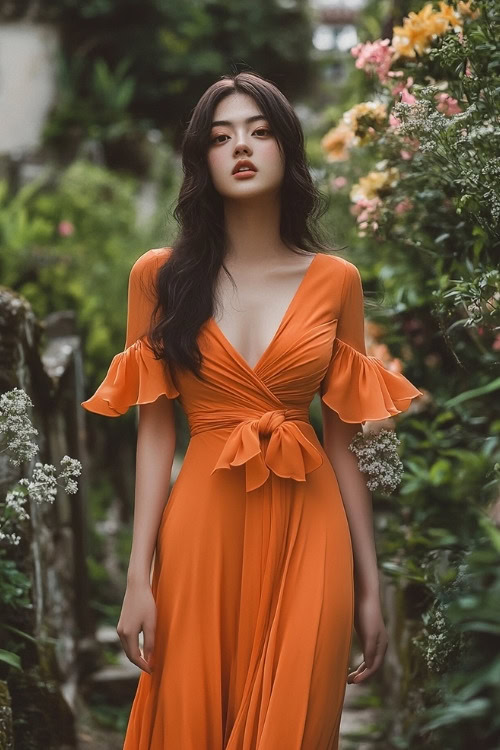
[128,247,173,299]
[319,252,361,289]
[129,246,173,282]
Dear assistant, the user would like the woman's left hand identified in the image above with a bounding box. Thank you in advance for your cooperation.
[347,592,388,684]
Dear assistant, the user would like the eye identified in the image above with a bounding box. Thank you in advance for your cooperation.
[210,134,228,144]
[209,127,272,144]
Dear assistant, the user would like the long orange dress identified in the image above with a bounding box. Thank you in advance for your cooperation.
[81,247,423,749]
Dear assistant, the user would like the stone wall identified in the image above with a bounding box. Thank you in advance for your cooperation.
[0,287,95,750]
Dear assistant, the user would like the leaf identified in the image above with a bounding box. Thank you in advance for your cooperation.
[0,623,37,643]
[421,698,489,730]
[0,648,22,670]
[444,377,500,407]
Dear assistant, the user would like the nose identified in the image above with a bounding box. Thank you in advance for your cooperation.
[233,132,252,156]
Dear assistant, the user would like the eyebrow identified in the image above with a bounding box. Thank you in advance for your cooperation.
[210,114,267,127]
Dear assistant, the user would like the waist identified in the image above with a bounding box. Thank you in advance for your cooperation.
[188,406,311,437]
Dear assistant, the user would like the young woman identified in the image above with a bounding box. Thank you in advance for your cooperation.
[82,71,422,749]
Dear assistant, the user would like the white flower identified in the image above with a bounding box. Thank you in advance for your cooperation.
[0,388,83,546]
[0,388,38,465]
[348,428,404,493]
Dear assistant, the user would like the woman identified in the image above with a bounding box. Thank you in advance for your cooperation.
[82,71,423,749]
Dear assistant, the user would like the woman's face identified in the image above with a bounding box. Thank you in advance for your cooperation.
[206,92,285,200]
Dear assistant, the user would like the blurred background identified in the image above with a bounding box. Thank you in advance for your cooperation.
[0,0,499,748]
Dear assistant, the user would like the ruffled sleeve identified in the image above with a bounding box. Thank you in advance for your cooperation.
[81,248,179,417]
[320,261,423,423]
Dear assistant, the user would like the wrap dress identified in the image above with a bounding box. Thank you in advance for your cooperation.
[81,246,423,749]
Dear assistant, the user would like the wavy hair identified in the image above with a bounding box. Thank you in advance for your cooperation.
[150,70,338,379]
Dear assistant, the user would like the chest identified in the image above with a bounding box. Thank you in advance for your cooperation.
[212,256,317,371]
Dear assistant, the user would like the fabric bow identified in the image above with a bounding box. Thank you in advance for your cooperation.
[210,409,323,492]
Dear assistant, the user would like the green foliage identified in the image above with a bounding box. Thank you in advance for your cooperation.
[0,556,31,611]
[0,159,175,386]
[406,516,500,747]
[43,55,139,151]
[39,0,318,162]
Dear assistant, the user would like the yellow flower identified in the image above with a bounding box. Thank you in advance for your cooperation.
[392,1,462,59]
[350,168,399,202]
[344,101,387,135]
[457,1,481,19]
[321,123,355,162]
[435,1,463,30]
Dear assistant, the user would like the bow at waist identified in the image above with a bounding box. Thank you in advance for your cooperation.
[189,407,323,492]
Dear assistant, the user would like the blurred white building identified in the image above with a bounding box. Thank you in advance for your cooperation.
[310,0,367,84]
[0,22,59,156]
[312,0,365,52]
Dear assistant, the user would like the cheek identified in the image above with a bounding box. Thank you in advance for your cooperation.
[207,149,223,178]
[261,140,284,173]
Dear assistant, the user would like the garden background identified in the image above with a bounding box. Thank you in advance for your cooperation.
[0,0,498,748]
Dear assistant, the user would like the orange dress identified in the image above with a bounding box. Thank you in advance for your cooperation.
[81,247,422,750]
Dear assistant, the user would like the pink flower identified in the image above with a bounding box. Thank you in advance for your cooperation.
[435,92,462,115]
[389,112,402,129]
[401,88,417,105]
[400,150,413,160]
[331,175,347,189]
[492,334,500,351]
[58,220,74,237]
[391,76,414,97]
[395,198,413,214]
[350,38,395,83]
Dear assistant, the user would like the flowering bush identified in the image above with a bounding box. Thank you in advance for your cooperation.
[0,388,82,670]
[319,0,500,746]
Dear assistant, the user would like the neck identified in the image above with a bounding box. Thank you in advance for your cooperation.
[222,191,289,265]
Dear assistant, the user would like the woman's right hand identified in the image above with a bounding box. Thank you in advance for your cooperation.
[116,582,157,674]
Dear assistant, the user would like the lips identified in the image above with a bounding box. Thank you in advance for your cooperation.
[232,159,258,175]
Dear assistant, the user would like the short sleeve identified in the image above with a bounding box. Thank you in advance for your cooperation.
[320,261,423,423]
[81,248,179,417]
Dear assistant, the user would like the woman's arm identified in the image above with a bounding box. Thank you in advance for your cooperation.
[322,407,381,597]
[321,404,388,684]
[117,394,176,674]
[128,396,176,582]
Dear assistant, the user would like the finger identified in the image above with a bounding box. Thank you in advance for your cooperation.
[143,623,156,664]
[347,661,365,683]
[350,643,386,683]
[119,632,153,674]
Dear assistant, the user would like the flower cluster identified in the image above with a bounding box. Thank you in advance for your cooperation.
[351,2,478,77]
[351,38,395,83]
[412,601,462,673]
[392,1,465,60]
[348,165,399,236]
[0,388,82,546]
[0,388,38,465]
[321,1,488,239]
[321,102,388,163]
[59,455,82,495]
[348,428,404,494]
[1,488,29,545]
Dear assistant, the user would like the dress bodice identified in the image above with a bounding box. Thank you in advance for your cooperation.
[81,247,423,491]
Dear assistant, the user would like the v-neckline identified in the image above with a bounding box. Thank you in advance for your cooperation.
[209,252,321,373]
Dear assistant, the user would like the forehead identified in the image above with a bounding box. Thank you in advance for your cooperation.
[211,92,265,126]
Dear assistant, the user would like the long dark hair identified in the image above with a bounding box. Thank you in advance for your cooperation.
[150,70,336,380]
